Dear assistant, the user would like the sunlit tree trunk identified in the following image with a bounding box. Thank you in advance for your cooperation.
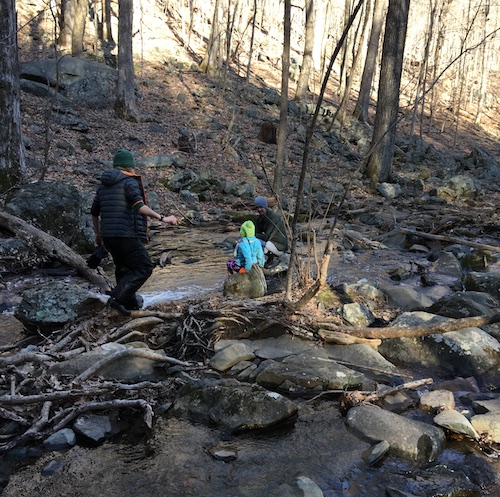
[337,0,370,123]
[246,0,258,82]
[200,0,226,75]
[366,0,410,185]
[58,0,88,55]
[115,0,139,121]
[295,0,316,102]
[0,0,26,192]
[410,0,436,137]
[274,0,291,195]
[353,0,385,122]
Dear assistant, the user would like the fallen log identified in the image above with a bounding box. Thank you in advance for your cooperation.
[316,313,500,339]
[398,227,500,253]
[0,210,112,291]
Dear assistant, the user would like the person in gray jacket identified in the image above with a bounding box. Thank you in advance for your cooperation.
[91,149,177,315]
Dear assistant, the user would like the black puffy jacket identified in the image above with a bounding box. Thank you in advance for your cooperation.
[91,169,148,240]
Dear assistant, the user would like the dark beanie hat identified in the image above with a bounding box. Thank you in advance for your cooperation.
[254,196,268,209]
[113,149,135,169]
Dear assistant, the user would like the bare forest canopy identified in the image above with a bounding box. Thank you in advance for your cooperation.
[17,0,500,148]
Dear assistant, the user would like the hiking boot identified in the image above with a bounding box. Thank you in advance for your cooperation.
[107,297,131,316]
[125,294,144,311]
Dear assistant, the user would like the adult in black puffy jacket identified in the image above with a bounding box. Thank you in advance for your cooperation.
[91,149,177,315]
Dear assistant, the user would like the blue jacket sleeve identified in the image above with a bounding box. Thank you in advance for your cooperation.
[239,239,253,271]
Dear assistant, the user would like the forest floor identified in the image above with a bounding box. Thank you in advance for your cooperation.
[13,0,500,223]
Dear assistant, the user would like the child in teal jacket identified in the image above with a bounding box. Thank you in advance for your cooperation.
[227,220,265,274]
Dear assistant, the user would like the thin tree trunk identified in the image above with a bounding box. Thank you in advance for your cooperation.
[287,0,365,305]
[72,0,88,56]
[353,0,385,122]
[246,0,258,83]
[273,0,291,195]
[295,0,316,102]
[115,0,139,121]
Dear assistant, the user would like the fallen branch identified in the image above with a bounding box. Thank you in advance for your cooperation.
[399,227,500,253]
[317,313,500,339]
[0,210,113,291]
[73,348,191,384]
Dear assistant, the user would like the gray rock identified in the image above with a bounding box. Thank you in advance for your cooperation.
[433,410,479,439]
[346,405,446,463]
[14,282,103,333]
[20,57,118,106]
[420,389,455,412]
[171,378,298,433]
[5,181,94,252]
[210,342,255,371]
[428,291,500,318]
[223,265,267,298]
[342,302,375,327]
[470,413,500,442]
[73,414,120,444]
[465,272,500,299]
[380,285,434,311]
[43,428,76,451]
[270,476,324,497]
[256,349,364,393]
[362,440,390,466]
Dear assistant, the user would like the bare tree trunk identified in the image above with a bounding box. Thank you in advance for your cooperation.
[115,0,139,121]
[286,0,365,305]
[273,0,291,195]
[104,0,114,43]
[0,0,26,193]
[365,0,410,185]
[295,0,316,102]
[353,0,385,122]
[72,0,88,56]
[337,0,371,124]
[246,0,258,82]
[200,0,225,75]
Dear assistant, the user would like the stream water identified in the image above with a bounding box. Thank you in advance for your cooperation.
[1,223,499,496]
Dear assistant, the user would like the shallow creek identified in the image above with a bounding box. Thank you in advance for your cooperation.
[1,223,499,496]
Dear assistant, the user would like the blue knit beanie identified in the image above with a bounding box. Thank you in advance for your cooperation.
[254,196,268,209]
[113,149,135,169]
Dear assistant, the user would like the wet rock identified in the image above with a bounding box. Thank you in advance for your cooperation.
[51,342,169,382]
[428,291,500,318]
[378,311,500,379]
[43,428,76,451]
[14,282,103,333]
[256,349,364,393]
[433,409,479,439]
[270,476,324,497]
[170,378,298,433]
[73,414,122,445]
[223,265,267,298]
[430,251,463,278]
[362,440,390,466]
[210,342,255,371]
[346,405,446,463]
[465,271,500,299]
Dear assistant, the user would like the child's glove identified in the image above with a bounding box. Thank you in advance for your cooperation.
[238,268,246,274]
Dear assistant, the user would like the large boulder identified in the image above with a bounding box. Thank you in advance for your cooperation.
[14,281,103,333]
[223,265,267,298]
[170,378,298,433]
[5,181,93,252]
[20,57,118,107]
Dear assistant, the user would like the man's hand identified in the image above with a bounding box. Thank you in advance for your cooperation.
[163,215,177,225]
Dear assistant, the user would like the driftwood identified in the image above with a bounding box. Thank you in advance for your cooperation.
[317,313,500,339]
[318,329,381,348]
[0,210,112,291]
[399,227,500,253]
[340,378,433,409]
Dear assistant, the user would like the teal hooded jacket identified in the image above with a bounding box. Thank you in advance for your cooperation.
[235,220,265,271]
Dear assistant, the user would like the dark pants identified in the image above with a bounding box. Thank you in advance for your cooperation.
[103,237,154,307]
